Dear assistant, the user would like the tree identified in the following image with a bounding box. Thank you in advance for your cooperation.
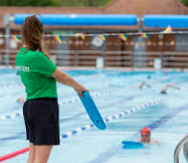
[180,0,188,6]
[0,0,113,6]
[0,0,57,6]
[54,0,112,7]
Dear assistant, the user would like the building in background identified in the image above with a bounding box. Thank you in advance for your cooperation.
[0,0,188,68]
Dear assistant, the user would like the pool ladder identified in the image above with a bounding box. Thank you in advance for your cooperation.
[174,133,188,163]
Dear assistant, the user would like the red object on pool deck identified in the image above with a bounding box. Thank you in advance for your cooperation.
[0,147,29,162]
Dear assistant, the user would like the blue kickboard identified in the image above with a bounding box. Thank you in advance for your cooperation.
[122,141,144,149]
[79,92,106,130]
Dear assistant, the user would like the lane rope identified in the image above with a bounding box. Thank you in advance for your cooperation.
[0,96,165,162]
[0,88,118,122]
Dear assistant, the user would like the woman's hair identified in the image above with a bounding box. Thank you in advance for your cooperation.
[21,15,50,58]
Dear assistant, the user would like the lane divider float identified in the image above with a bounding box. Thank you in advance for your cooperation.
[0,96,165,162]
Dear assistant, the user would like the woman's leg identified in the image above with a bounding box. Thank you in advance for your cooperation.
[27,143,36,163]
[34,145,53,163]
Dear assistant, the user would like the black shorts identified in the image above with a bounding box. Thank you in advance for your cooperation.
[23,98,60,145]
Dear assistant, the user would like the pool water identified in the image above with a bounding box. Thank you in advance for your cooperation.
[0,69,188,163]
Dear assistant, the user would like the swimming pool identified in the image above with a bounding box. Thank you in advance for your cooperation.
[0,68,188,163]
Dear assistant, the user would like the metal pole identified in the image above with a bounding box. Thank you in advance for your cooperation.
[133,16,146,68]
[138,16,144,68]
[75,51,78,67]
[4,14,11,66]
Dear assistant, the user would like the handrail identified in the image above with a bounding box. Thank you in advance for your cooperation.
[174,134,188,163]
[0,49,188,68]
[183,142,188,162]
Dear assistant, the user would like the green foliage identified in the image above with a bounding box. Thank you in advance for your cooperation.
[0,0,57,6]
[180,0,188,6]
[0,0,113,7]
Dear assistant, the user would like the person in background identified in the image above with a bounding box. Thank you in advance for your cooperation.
[138,75,152,90]
[139,127,158,144]
[161,83,180,94]
[17,97,25,104]
[139,81,151,90]
[139,81,180,94]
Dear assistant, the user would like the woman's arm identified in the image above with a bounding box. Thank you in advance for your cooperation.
[52,68,89,96]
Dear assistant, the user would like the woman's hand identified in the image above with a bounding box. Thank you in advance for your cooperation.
[74,85,89,97]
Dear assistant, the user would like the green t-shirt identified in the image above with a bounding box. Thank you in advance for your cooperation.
[16,47,58,100]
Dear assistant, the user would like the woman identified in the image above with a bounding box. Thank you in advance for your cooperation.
[138,127,158,144]
[16,15,88,163]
